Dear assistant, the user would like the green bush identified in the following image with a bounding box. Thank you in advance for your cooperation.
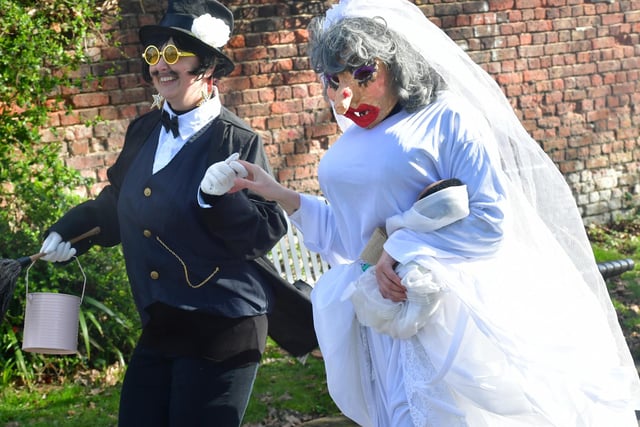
[0,0,136,386]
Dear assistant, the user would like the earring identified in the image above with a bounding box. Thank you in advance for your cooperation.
[198,88,212,106]
[197,77,215,106]
[151,93,164,110]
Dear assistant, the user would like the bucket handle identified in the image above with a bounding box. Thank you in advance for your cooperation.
[25,256,87,304]
[22,226,99,304]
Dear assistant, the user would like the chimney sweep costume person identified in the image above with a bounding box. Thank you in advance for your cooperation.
[231,0,640,425]
[38,1,287,425]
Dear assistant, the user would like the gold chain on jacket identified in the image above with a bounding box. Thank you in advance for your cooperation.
[156,236,219,289]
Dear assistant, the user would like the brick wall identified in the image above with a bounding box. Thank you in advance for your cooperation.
[43,0,640,223]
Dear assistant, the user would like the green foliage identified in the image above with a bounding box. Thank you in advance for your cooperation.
[0,340,342,426]
[588,215,640,361]
[0,0,135,386]
[588,219,640,261]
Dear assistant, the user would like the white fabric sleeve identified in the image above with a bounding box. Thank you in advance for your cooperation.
[289,193,350,266]
[385,132,507,264]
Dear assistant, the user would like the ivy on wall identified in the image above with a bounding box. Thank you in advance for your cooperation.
[0,0,136,385]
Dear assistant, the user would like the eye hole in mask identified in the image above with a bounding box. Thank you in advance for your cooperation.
[323,62,378,90]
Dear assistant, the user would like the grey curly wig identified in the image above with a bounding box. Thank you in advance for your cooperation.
[307,15,445,112]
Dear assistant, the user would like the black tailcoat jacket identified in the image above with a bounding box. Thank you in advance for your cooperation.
[48,107,318,356]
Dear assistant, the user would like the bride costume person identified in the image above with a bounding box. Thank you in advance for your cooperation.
[232,0,640,425]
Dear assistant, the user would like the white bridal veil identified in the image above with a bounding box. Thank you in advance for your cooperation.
[321,0,640,420]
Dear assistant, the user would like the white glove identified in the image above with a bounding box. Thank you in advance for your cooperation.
[39,232,76,262]
[200,153,249,196]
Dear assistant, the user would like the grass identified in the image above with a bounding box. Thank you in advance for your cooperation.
[0,339,339,427]
[243,344,340,424]
[1,217,639,426]
[0,383,119,426]
[587,218,640,361]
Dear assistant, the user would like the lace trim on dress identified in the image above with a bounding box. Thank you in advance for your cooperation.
[402,336,468,427]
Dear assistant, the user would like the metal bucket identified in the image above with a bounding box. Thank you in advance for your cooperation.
[22,258,86,355]
[22,292,81,354]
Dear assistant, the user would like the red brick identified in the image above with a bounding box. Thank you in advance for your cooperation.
[28,0,638,224]
[71,93,110,108]
[592,37,617,50]
[490,0,515,9]
[270,99,302,115]
[523,69,548,81]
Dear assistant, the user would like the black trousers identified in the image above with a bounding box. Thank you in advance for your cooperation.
[118,343,259,427]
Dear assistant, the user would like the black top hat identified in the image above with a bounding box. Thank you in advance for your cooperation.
[139,0,235,78]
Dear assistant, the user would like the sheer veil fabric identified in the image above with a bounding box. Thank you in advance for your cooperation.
[314,0,640,425]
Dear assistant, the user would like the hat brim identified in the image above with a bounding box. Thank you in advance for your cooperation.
[139,25,235,78]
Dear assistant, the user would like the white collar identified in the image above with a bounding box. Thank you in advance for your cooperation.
[153,88,222,174]
[162,86,222,140]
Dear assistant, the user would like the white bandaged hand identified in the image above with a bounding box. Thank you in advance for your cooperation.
[200,153,249,196]
[39,232,76,262]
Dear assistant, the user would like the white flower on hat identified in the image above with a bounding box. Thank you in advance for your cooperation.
[191,13,230,48]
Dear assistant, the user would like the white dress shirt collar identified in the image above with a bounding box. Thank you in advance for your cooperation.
[153,87,222,173]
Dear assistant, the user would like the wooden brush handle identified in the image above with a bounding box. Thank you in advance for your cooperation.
[29,226,101,263]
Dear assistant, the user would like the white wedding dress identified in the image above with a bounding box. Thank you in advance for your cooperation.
[289,91,639,427]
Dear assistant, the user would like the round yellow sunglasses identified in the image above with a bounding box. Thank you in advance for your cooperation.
[142,44,196,65]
